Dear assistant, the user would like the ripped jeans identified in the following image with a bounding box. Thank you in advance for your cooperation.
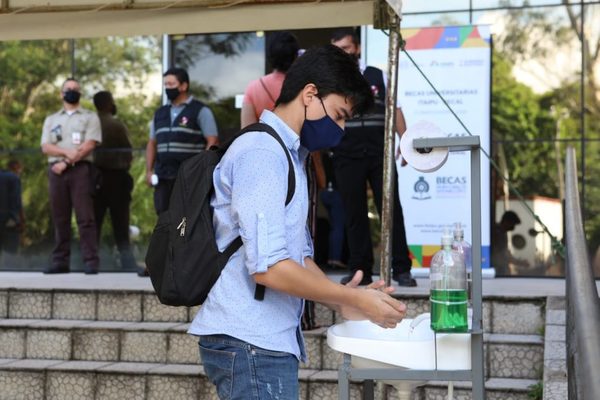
[199,334,299,400]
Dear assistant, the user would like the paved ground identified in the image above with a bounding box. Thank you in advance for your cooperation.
[1,271,597,299]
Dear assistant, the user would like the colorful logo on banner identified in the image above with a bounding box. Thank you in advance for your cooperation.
[402,26,491,50]
[409,245,440,267]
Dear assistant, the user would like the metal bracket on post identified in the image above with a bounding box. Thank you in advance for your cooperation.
[373,0,390,29]
[374,0,403,29]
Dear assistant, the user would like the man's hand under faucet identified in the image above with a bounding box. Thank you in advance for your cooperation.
[339,270,407,329]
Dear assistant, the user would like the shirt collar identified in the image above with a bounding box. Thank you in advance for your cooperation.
[359,59,366,74]
[60,107,81,114]
[170,95,194,107]
[259,110,301,153]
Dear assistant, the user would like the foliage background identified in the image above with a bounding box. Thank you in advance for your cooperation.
[0,37,162,266]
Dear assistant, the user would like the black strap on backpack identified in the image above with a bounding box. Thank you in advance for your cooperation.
[225,122,296,301]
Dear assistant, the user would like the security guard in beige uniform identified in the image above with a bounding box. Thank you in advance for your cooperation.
[41,78,102,274]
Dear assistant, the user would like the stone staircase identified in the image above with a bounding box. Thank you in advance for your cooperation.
[0,277,553,400]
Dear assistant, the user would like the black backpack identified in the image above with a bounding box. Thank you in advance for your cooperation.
[145,123,295,307]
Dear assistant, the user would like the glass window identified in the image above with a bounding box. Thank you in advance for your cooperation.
[172,32,265,139]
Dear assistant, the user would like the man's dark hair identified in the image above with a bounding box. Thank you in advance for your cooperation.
[276,45,373,116]
[501,211,521,225]
[93,91,114,112]
[267,31,299,73]
[62,77,79,90]
[331,27,360,45]
[163,67,190,88]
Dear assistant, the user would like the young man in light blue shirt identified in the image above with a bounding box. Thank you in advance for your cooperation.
[189,45,407,399]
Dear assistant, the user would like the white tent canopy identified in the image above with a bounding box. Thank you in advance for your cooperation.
[0,0,374,41]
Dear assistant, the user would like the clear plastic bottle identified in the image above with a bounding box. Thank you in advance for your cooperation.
[430,229,468,333]
[451,222,472,272]
[452,222,472,303]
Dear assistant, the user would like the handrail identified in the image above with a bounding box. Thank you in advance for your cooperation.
[564,146,600,400]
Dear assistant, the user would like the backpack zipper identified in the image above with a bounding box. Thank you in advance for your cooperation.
[177,217,186,237]
[178,166,188,239]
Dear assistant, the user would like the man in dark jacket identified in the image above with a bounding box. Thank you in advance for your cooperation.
[93,90,137,271]
[145,67,219,214]
[0,160,23,266]
[331,28,416,287]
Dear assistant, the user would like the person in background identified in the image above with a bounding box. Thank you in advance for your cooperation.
[315,149,347,270]
[7,160,25,238]
[189,45,406,399]
[92,91,138,272]
[331,27,415,287]
[0,159,23,266]
[145,67,219,215]
[143,68,219,277]
[491,210,530,275]
[41,77,102,274]
[241,31,299,127]
[241,31,326,330]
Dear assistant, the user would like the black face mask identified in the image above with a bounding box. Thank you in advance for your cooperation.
[165,88,181,101]
[110,104,117,116]
[63,90,81,105]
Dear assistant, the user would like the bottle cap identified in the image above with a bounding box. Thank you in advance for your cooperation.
[441,229,453,246]
[453,222,464,239]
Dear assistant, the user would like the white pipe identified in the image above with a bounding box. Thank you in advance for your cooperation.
[447,381,454,400]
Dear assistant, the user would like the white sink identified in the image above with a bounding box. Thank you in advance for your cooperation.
[327,313,471,398]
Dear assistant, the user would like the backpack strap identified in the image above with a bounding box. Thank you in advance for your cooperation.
[223,122,296,301]
[258,78,276,108]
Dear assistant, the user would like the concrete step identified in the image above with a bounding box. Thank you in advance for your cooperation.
[0,319,544,380]
[542,296,567,400]
[1,287,547,335]
[0,358,540,400]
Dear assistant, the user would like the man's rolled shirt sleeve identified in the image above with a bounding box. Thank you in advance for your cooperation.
[231,148,290,275]
[303,223,314,259]
[40,116,53,146]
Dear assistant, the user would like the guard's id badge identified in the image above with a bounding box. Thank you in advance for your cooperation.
[72,131,82,145]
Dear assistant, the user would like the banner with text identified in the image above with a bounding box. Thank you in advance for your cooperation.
[364,25,491,268]
[397,25,491,268]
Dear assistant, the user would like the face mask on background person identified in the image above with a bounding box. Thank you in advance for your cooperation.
[63,90,81,105]
[300,98,345,152]
[165,87,181,101]
[110,104,117,116]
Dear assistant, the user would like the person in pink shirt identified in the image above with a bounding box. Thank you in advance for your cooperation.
[241,31,299,127]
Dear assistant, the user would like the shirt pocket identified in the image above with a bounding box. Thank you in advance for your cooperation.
[70,120,87,139]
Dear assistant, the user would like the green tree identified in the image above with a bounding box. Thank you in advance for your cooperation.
[494,2,600,258]
[0,37,161,255]
[172,33,253,71]
[492,51,558,199]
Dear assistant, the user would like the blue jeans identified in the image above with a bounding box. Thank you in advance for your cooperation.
[198,334,299,400]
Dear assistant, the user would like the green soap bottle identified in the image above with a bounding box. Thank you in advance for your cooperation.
[430,229,468,333]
